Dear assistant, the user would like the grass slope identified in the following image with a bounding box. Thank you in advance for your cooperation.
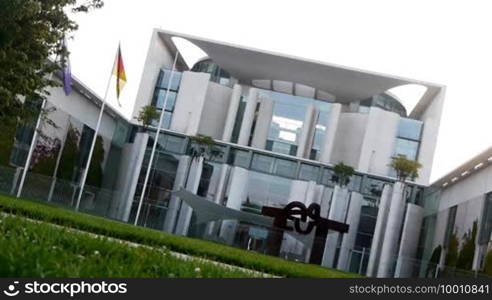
[0,194,360,278]
[0,214,255,277]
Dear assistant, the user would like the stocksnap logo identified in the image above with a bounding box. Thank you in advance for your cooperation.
[3,281,20,297]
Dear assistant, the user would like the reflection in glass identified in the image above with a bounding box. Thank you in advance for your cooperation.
[398,118,423,141]
[394,138,419,160]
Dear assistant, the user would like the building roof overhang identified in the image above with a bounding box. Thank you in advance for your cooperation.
[432,146,492,189]
[156,29,444,117]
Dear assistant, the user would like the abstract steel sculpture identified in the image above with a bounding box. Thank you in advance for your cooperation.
[262,201,349,265]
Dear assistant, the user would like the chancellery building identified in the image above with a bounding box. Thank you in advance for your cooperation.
[2,29,490,278]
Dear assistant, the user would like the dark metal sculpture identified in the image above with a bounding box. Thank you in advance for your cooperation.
[262,201,349,265]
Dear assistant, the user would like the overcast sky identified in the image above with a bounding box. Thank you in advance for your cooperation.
[67,0,492,182]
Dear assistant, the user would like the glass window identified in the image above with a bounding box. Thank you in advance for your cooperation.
[398,118,423,141]
[362,178,386,197]
[153,89,177,111]
[394,138,419,160]
[348,174,363,192]
[156,134,185,154]
[266,140,297,156]
[156,69,181,91]
[479,193,492,245]
[228,149,250,168]
[310,109,330,160]
[299,163,319,181]
[151,111,172,129]
[273,158,297,178]
[321,168,335,186]
[251,154,274,173]
[230,97,246,144]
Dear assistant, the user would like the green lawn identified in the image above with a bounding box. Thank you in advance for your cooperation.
[0,194,360,278]
[0,214,255,277]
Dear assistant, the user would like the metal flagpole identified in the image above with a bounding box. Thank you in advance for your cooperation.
[74,49,117,211]
[16,54,59,198]
[134,51,179,225]
[47,115,71,202]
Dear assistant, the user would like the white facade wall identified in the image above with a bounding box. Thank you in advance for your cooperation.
[170,71,210,135]
[197,82,233,139]
[132,30,178,120]
[330,112,368,168]
[358,107,399,176]
[46,86,116,141]
[416,88,446,185]
[438,165,492,212]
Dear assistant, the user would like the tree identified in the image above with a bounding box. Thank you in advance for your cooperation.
[188,134,223,162]
[484,249,492,276]
[426,245,442,277]
[57,124,80,181]
[445,232,459,267]
[456,221,478,270]
[389,155,422,182]
[0,0,103,125]
[332,162,355,187]
[136,105,160,130]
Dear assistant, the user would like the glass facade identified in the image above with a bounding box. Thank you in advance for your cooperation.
[390,118,424,178]
[190,59,231,86]
[310,103,331,160]
[360,93,407,117]
[259,90,332,159]
[151,69,183,129]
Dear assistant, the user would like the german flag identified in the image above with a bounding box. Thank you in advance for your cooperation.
[112,44,127,104]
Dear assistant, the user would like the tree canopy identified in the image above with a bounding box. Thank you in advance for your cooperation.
[389,155,422,182]
[0,0,103,125]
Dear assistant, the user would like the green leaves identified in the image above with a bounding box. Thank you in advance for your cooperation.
[0,195,359,278]
[0,0,103,125]
[389,155,422,182]
[188,134,223,162]
[332,162,355,187]
[136,105,160,129]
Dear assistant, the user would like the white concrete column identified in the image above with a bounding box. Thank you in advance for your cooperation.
[319,187,333,218]
[219,167,249,243]
[163,156,192,233]
[322,186,349,268]
[319,103,341,163]
[288,180,308,204]
[174,157,204,236]
[366,184,393,277]
[121,132,149,222]
[337,192,363,271]
[213,165,230,204]
[394,203,424,278]
[296,104,316,158]
[251,98,274,149]
[205,164,231,236]
[221,84,242,142]
[377,181,406,277]
[237,88,258,145]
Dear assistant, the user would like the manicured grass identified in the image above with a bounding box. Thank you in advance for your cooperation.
[0,194,360,278]
[0,214,255,277]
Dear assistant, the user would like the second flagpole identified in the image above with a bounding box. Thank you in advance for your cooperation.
[74,46,118,211]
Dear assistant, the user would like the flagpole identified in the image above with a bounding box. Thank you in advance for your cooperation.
[16,55,59,198]
[47,115,71,202]
[74,49,117,211]
[134,51,179,226]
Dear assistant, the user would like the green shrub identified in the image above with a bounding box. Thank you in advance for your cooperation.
[0,195,359,278]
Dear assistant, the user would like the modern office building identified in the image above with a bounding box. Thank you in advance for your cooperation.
[0,29,449,277]
[423,147,492,277]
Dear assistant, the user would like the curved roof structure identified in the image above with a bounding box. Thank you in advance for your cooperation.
[157,29,444,117]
